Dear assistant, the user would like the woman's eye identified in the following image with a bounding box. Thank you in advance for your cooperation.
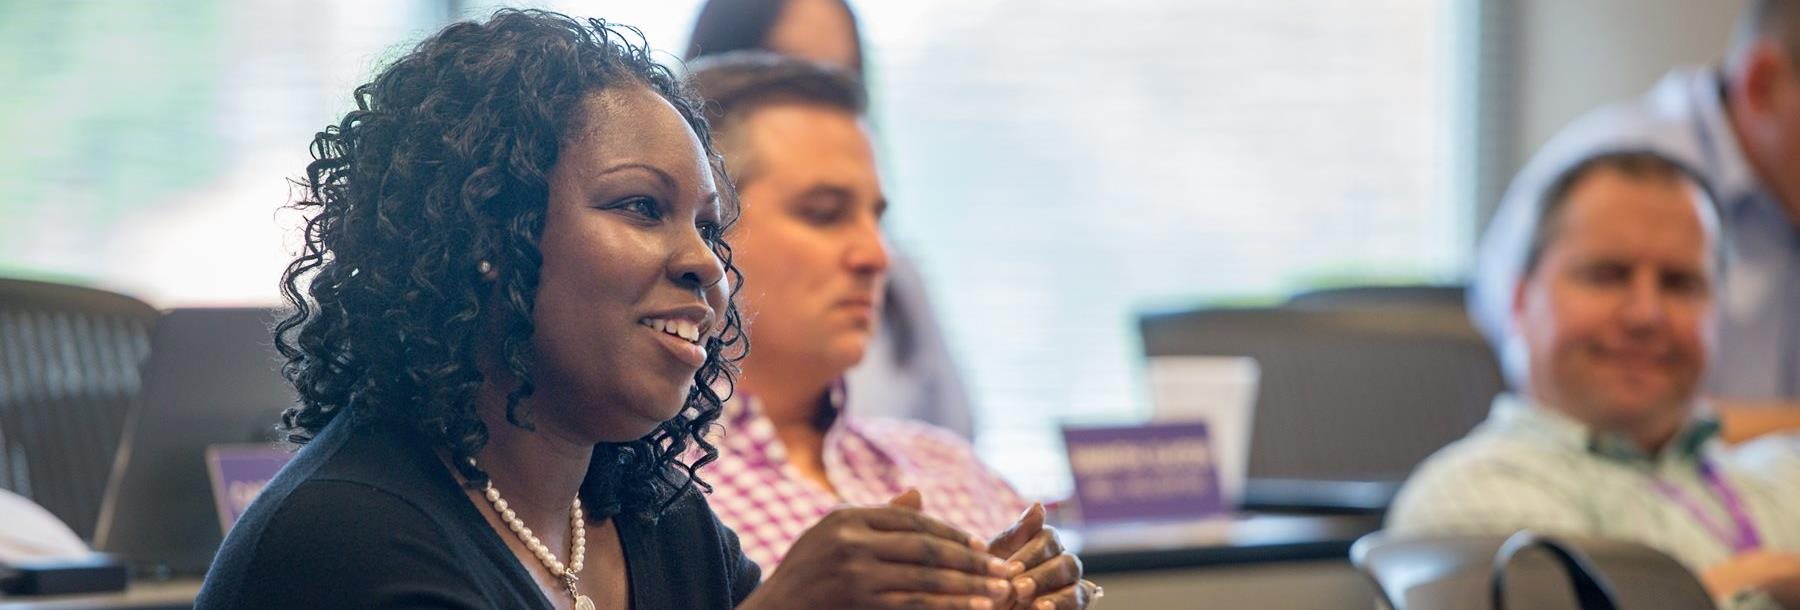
[614,197,662,220]
[697,221,723,241]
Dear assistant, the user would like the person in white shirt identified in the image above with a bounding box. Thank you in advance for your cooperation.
[1392,151,1800,610]
[1470,0,1800,443]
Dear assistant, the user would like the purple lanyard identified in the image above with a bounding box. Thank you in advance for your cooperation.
[1648,458,1764,553]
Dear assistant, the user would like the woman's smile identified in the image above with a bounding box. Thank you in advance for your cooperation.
[639,312,711,368]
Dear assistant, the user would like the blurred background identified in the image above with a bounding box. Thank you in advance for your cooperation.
[0,0,1747,500]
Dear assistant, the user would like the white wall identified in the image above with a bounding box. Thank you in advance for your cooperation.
[1507,0,1745,173]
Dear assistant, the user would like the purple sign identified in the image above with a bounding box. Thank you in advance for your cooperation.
[1061,422,1225,523]
[205,444,295,534]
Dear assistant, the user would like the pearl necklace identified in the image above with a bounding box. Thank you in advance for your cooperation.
[482,480,594,610]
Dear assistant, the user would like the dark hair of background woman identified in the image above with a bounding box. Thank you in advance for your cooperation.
[274,9,746,521]
[683,0,865,75]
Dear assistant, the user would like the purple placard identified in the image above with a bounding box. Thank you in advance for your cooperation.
[1061,422,1224,523]
[205,444,295,534]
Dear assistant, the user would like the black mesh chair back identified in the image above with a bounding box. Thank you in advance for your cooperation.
[1351,532,1717,610]
[0,278,159,541]
[1139,304,1503,484]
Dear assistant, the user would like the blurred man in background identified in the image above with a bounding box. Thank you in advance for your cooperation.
[1471,0,1800,442]
[1396,151,1800,610]
[686,0,978,438]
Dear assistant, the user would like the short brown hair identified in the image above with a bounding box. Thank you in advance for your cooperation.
[686,51,867,183]
[1520,151,1717,279]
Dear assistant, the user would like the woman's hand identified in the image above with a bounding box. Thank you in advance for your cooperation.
[987,504,1100,610]
[740,490,1016,610]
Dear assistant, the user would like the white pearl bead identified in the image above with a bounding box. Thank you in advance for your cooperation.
[479,476,586,601]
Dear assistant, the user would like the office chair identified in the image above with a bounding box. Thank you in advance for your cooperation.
[1138,304,1503,485]
[1351,531,1717,610]
[0,278,159,541]
[1286,284,1467,309]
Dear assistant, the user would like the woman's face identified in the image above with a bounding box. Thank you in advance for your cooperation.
[731,103,887,382]
[527,85,728,443]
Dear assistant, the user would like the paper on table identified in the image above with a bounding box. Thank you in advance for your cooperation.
[0,488,90,563]
[1146,355,1259,507]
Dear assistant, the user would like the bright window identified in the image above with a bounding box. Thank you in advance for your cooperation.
[858,0,1471,498]
[1,0,1472,500]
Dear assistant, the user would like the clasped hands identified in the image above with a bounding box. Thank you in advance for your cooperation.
[741,489,1099,610]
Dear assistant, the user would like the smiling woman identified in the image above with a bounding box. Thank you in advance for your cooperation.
[193,10,756,609]
[193,9,1033,610]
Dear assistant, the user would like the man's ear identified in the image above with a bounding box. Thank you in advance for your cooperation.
[1735,39,1791,117]
[1510,273,1532,333]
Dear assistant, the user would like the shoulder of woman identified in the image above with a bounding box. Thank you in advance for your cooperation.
[203,479,493,609]
[640,485,724,531]
[242,479,454,567]
[640,486,758,553]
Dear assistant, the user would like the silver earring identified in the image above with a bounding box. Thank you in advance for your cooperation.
[477,260,494,276]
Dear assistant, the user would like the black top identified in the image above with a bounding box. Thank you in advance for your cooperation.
[195,417,760,609]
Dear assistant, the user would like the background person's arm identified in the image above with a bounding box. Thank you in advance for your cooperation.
[1699,550,1800,610]
[1714,398,1800,444]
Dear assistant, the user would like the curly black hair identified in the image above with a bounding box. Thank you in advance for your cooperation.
[274,9,746,521]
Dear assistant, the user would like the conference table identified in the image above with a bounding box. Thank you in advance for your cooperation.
[1074,513,1381,608]
[0,580,197,610]
[0,512,1379,610]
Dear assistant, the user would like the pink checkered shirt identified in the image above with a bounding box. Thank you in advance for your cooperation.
[699,390,1029,574]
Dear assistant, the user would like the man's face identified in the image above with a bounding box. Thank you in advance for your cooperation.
[1513,168,1717,439]
[728,103,888,383]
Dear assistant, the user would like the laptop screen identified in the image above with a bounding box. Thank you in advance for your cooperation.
[92,307,296,577]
